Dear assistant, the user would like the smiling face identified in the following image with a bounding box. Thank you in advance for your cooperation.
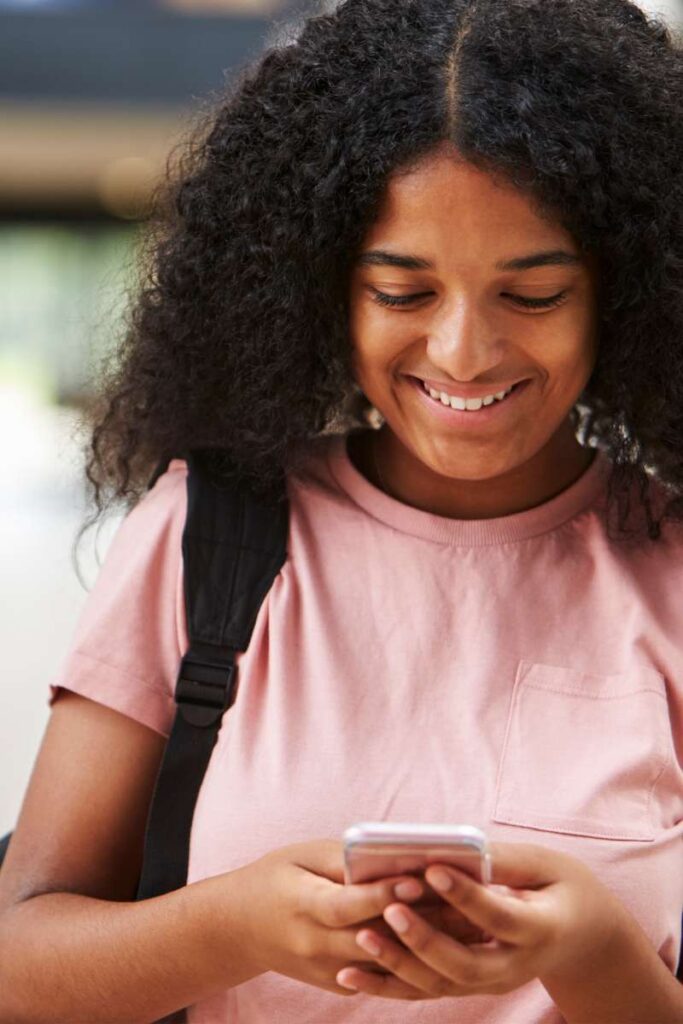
[348,147,600,517]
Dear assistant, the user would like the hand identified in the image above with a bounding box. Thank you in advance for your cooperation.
[226,838,431,995]
[376,889,490,947]
[336,841,628,1000]
[339,880,494,972]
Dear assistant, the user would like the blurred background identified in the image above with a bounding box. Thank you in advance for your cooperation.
[1,0,681,836]
[0,0,331,836]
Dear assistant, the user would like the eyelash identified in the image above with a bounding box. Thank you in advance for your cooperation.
[370,289,568,310]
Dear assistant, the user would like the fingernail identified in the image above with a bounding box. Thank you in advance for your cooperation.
[428,868,452,892]
[356,931,382,956]
[384,906,410,933]
[394,878,422,901]
[336,969,358,990]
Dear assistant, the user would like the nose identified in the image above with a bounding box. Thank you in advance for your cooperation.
[426,296,505,382]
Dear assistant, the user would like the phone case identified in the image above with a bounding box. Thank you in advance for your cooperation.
[343,821,492,886]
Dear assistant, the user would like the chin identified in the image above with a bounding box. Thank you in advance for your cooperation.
[417,446,517,482]
[434,463,507,483]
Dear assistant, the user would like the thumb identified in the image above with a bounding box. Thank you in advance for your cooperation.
[487,841,570,889]
[290,838,346,883]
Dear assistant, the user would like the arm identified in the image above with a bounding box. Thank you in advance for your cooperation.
[541,902,683,1024]
[0,870,261,1024]
[0,693,422,1021]
[0,691,261,1024]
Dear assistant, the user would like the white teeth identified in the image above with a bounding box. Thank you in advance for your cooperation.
[423,381,515,411]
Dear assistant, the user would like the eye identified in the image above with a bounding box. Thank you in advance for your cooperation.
[369,288,570,311]
[370,289,432,309]
[503,291,569,310]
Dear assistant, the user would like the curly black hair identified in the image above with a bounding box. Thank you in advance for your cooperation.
[82,0,683,545]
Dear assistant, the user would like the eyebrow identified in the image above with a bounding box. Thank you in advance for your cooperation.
[355,248,582,272]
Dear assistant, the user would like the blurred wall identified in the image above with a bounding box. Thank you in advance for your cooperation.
[638,0,681,23]
[0,1,314,837]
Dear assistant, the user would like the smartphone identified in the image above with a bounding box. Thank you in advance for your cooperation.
[343,821,492,887]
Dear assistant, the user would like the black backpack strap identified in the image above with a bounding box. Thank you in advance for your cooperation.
[136,451,288,901]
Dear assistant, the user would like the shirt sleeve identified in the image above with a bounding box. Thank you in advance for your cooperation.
[47,459,189,739]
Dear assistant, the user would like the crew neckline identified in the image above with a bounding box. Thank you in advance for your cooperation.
[325,433,611,546]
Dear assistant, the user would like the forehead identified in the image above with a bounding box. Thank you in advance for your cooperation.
[363,149,575,266]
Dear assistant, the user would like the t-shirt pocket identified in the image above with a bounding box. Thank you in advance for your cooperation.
[491,660,671,841]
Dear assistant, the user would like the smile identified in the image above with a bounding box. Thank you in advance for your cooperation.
[420,380,516,411]
[407,375,530,428]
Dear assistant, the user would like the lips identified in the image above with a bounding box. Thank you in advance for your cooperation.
[409,376,527,400]
[407,374,531,427]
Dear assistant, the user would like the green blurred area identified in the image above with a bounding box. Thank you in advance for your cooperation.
[0,222,140,407]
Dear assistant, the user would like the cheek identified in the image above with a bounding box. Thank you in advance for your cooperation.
[352,315,411,383]
[563,330,598,385]
[533,314,596,388]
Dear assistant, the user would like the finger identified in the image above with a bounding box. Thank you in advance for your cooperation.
[320,913,421,967]
[424,865,541,943]
[339,913,484,957]
[321,920,400,967]
[486,841,572,889]
[354,927,455,997]
[418,902,489,944]
[307,873,425,929]
[326,918,479,977]
[379,902,513,990]
[336,964,438,1000]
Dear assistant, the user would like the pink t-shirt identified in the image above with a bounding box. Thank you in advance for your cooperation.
[48,433,683,1023]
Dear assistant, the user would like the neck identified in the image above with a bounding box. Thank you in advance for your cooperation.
[352,421,595,520]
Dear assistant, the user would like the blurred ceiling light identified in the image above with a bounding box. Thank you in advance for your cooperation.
[97,156,157,220]
[163,0,283,13]
[0,102,183,215]
[0,1,58,8]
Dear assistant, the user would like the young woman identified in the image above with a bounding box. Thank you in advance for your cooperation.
[0,1,681,1021]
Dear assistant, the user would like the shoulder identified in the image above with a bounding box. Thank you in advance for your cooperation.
[588,460,683,551]
[594,470,683,639]
[47,460,191,736]
[141,457,188,513]
[81,459,189,617]
[114,458,188,551]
